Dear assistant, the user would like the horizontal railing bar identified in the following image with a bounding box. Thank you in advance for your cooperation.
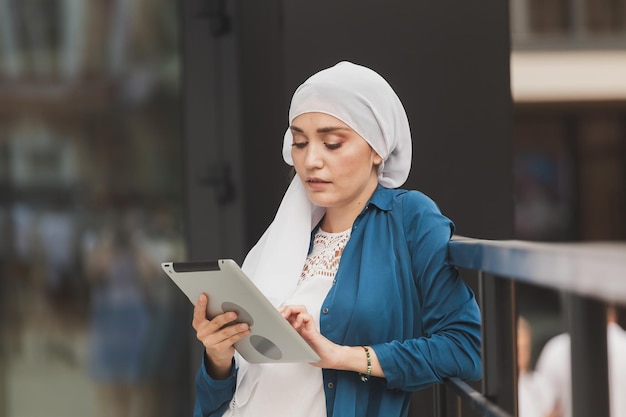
[446,378,513,417]
[449,236,626,303]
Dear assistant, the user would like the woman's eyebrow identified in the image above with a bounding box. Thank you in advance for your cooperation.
[289,125,350,134]
[316,126,350,133]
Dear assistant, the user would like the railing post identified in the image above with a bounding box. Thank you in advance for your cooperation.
[566,295,610,417]
[433,383,446,417]
[479,272,517,416]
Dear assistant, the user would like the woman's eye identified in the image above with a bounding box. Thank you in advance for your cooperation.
[325,143,341,150]
[291,142,307,149]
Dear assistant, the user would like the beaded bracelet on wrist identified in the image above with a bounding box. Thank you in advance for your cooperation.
[359,346,372,382]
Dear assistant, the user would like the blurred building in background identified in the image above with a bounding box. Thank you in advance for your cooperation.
[0,1,188,416]
[511,0,626,242]
[510,0,626,369]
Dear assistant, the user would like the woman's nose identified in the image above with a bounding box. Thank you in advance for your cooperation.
[303,143,324,168]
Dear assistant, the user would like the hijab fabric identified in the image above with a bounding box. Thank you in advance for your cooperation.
[241,61,412,307]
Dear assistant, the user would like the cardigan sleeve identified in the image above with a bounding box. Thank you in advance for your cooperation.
[373,191,482,391]
[193,355,237,417]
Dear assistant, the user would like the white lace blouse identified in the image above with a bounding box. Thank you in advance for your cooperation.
[223,227,351,417]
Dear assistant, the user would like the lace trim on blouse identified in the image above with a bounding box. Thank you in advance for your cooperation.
[299,228,351,285]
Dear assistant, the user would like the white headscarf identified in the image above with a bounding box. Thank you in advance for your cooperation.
[241,61,412,306]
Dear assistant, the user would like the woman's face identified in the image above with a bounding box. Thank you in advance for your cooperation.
[290,112,382,213]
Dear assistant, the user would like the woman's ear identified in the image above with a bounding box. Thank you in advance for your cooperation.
[373,152,383,167]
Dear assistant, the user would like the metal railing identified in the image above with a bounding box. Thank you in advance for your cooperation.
[439,236,626,417]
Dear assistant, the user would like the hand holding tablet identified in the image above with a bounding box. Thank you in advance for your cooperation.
[161,259,320,363]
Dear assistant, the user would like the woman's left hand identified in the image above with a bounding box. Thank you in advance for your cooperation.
[278,305,342,368]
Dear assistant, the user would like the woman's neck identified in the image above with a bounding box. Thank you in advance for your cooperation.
[320,185,377,233]
[320,212,355,233]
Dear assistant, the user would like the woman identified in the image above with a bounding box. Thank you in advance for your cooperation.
[192,61,482,417]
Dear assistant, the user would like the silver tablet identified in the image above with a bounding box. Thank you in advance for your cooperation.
[161,259,320,363]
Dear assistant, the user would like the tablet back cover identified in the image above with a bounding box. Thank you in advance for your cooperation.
[161,259,320,363]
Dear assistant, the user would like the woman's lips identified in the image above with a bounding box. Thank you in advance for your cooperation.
[306,177,330,189]
[306,177,329,183]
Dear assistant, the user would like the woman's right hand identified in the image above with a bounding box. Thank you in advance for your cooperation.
[192,293,250,379]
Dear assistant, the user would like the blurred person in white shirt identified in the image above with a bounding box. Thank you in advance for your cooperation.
[535,306,626,417]
[517,316,558,417]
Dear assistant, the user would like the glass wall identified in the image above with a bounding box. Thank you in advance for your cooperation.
[0,1,188,416]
